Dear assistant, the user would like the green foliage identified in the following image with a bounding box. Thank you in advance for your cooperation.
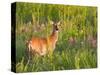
[15,2,97,72]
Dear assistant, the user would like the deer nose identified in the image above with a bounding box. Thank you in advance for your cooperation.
[56,27,59,31]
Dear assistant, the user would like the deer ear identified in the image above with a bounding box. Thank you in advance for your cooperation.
[57,21,60,25]
[50,20,54,25]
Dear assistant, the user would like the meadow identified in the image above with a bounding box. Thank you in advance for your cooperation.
[15,2,97,72]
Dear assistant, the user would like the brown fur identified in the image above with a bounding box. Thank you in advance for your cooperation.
[26,21,60,56]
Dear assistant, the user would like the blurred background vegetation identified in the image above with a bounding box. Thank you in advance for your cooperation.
[15,2,97,72]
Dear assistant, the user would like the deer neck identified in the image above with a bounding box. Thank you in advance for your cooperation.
[50,30,58,43]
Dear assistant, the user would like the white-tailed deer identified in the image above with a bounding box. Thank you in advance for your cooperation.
[26,21,60,57]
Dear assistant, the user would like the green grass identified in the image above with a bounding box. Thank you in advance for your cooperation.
[14,2,97,72]
[16,46,97,72]
[15,32,97,72]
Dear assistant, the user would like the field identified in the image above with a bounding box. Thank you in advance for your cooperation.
[15,2,97,72]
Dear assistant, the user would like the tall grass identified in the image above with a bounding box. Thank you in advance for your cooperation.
[15,2,97,72]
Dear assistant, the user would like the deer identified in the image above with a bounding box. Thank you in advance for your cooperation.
[26,21,60,59]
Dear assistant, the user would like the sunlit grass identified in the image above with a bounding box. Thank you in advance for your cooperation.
[15,2,97,72]
[16,46,97,72]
